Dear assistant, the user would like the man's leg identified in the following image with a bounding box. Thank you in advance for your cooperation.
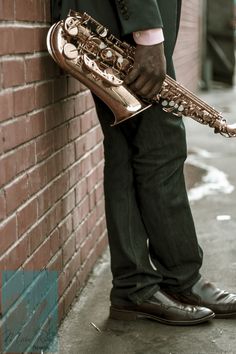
[131,97,203,293]
[94,97,216,325]
[94,97,163,305]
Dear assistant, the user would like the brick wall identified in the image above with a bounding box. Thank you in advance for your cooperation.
[0,0,203,351]
[174,0,203,91]
[0,0,107,351]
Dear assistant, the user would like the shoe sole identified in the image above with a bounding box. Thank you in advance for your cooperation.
[109,306,215,326]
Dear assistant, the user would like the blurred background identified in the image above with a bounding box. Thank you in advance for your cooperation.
[175,0,236,90]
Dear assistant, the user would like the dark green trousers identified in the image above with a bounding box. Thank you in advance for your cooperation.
[94,75,203,305]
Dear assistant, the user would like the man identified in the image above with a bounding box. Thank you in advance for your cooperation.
[51,0,236,325]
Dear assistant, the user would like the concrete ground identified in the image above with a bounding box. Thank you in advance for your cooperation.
[55,82,236,354]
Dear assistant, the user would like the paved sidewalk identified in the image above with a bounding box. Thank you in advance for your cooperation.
[56,83,236,354]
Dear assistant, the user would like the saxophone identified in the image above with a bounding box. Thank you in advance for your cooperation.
[47,10,236,137]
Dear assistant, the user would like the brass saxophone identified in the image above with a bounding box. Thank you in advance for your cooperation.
[47,10,236,137]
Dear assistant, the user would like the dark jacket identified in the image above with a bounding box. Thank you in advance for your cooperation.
[51,1,181,54]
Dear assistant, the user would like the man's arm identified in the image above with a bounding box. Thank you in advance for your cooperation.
[112,0,163,35]
[112,0,166,99]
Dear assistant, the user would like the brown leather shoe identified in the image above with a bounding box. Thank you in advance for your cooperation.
[110,290,215,326]
[169,278,236,318]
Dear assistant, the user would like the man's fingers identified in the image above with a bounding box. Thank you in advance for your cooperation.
[124,67,140,85]
[129,75,148,92]
[130,74,165,98]
[144,81,164,99]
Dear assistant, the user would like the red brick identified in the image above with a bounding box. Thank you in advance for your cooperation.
[95,233,108,257]
[0,153,17,188]
[0,0,15,20]
[25,238,51,270]
[87,169,97,192]
[15,0,44,22]
[58,264,71,296]
[5,174,29,215]
[78,197,89,223]
[25,56,44,83]
[96,125,103,144]
[69,251,81,278]
[0,191,6,221]
[35,81,53,109]
[5,235,29,270]
[68,116,81,142]
[0,27,14,55]
[14,27,35,54]
[25,55,59,83]
[0,215,17,256]
[68,162,81,188]
[92,144,104,166]
[85,92,95,110]
[95,183,104,203]
[50,228,60,254]
[44,0,51,22]
[52,171,70,203]
[80,111,93,134]
[0,91,14,122]
[75,136,86,160]
[60,190,76,219]
[62,143,75,168]
[62,234,76,266]
[75,179,87,204]
[0,126,3,154]
[35,131,54,162]
[87,209,97,234]
[53,76,68,102]
[17,198,38,236]
[62,98,75,121]
[47,250,63,271]
[2,59,25,88]
[38,185,53,217]
[0,142,35,188]
[28,222,44,253]
[45,151,63,182]
[76,251,96,288]
[27,110,45,139]
[2,116,28,152]
[67,77,83,95]
[53,124,69,151]
[75,220,88,247]
[28,162,48,196]
[14,86,35,116]
[44,103,64,131]
[58,215,73,244]
[34,27,48,52]
[89,191,96,212]
[64,278,77,314]
[75,93,87,116]
[80,155,92,177]
[41,203,61,237]
[85,129,97,151]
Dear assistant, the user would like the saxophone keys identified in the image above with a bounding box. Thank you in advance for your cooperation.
[96,25,108,38]
[64,17,79,36]
[161,100,168,107]
[63,43,79,60]
[178,105,184,112]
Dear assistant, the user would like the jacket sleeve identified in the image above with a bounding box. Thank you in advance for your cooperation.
[111,0,163,36]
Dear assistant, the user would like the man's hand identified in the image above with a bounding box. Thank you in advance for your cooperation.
[124,43,166,99]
